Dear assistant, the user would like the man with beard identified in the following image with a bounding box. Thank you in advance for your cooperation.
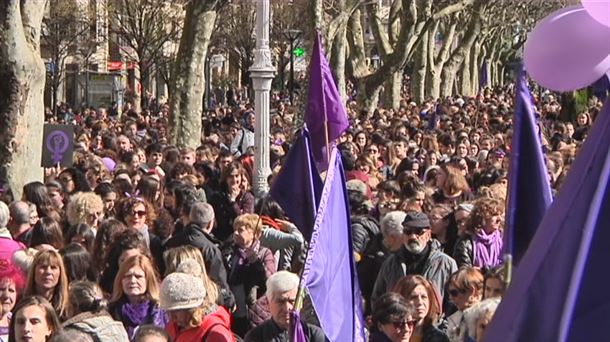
[370,211,457,305]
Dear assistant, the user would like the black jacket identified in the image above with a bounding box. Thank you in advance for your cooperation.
[452,236,473,269]
[164,223,229,289]
[351,215,380,255]
[244,318,327,342]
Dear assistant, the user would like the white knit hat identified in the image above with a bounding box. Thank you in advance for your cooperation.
[160,260,206,311]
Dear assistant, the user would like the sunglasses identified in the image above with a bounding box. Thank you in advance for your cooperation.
[131,210,146,217]
[402,227,428,236]
[390,319,417,329]
[448,288,467,297]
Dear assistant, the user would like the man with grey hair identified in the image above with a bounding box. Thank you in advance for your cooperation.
[245,271,326,342]
[164,201,228,292]
[0,201,24,260]
[358,210,406,315]
[371,211,457,305]
[7,201,33,244]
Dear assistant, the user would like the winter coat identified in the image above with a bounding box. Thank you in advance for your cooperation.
[357,233,391,315]
[371,241,458,305]
[259,219,304,271]
[167,305,234,342]
[452,236,474,269]
[63,311,129,342]
[0,227,24,261]
[165,223,229,289]
[422,324,451,342]
[223,242,276,320]
[351,216,380,256]
[244,318,327,342]
[248,295,271,329]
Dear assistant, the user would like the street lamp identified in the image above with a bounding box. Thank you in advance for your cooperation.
[284,29,302,105]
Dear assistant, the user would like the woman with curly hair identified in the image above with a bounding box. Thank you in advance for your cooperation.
[114,197,164,273]
[65,192,104,232]
[452,197,504,269]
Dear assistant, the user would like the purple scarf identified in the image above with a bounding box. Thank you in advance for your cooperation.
[121,300,168,339]
[472,229,503,268]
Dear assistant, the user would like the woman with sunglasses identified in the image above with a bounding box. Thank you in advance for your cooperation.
[114,197,164,274]
[392,275,448,342]
[370,292,416,342]
[444,267,484,342]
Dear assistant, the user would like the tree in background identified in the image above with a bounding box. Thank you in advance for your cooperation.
[0,0,48,199]
[109,0,185,112]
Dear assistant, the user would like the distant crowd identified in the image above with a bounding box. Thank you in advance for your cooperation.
[0,78,601,342]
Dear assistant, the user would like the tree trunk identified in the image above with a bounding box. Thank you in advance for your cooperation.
[0,0,47,199]
[169,2,218,148]
[411,32,428,104]
[331,23,347,102]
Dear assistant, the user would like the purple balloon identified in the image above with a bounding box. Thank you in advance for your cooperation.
[524,5,610,91]
[581,0,610,27]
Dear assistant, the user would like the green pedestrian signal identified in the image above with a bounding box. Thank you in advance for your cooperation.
[293,47,304,57]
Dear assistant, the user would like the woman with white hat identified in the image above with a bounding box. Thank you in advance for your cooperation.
[160,260,234,341]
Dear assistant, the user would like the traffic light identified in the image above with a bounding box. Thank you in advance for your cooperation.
[293,47,304,57]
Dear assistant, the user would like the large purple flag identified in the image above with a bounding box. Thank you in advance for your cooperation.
[269,129,323,241]
[302,148,366,342]
[483,96,610,342]
[305,32,349,170]
[504,67,553,265]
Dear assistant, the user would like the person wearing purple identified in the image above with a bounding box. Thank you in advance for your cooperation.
[453,198,504,269]
[108,255,167,340]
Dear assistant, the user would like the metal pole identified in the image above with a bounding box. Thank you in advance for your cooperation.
[205,55,211,110]
[289,38,294,105]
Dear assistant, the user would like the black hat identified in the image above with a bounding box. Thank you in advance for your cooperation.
[402,212,431,229]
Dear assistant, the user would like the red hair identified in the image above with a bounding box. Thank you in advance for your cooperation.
[0,259,25,293]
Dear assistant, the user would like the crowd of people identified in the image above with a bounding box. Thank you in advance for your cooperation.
[0,79,601,342]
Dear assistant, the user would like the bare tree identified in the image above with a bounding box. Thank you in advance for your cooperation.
[109,0,185,112]
[0,0,48,199]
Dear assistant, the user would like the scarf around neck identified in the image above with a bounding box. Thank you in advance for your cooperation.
[472,229,503,268]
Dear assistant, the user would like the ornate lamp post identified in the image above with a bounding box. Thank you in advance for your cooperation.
[250,0,276,197]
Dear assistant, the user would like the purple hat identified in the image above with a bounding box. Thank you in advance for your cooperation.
[102,157,116,172]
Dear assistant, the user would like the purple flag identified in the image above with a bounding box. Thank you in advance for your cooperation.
[504,67,553,265]
[269,129,323,241]
[290,310,307,342]
[305,32,349,170]
[483,96,610,341]
[302,148,366,342]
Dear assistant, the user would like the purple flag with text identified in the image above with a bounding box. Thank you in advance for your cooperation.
[305,32,349,170]
[483,96,610,341]
[269,128,323,241]
[504,67,553,265]
[302,148,366,342]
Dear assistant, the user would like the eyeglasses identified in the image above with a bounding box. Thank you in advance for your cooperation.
[130,210,146,217]
[366,149,379,153]
[390,320,417,329]
[402,227,428,236]
[448,288,467,297]
[58,177,73,183]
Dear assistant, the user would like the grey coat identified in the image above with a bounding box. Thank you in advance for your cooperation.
[63,311,129,342]
[371,240,458,304]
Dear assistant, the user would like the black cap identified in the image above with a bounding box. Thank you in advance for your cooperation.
[402,212,431,229]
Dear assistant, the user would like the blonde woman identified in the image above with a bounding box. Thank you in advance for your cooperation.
[24,250,70,320]
[108,255,167,340]
[163,246,220,311]
[65,192,105,231]
[160,260,234,341]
